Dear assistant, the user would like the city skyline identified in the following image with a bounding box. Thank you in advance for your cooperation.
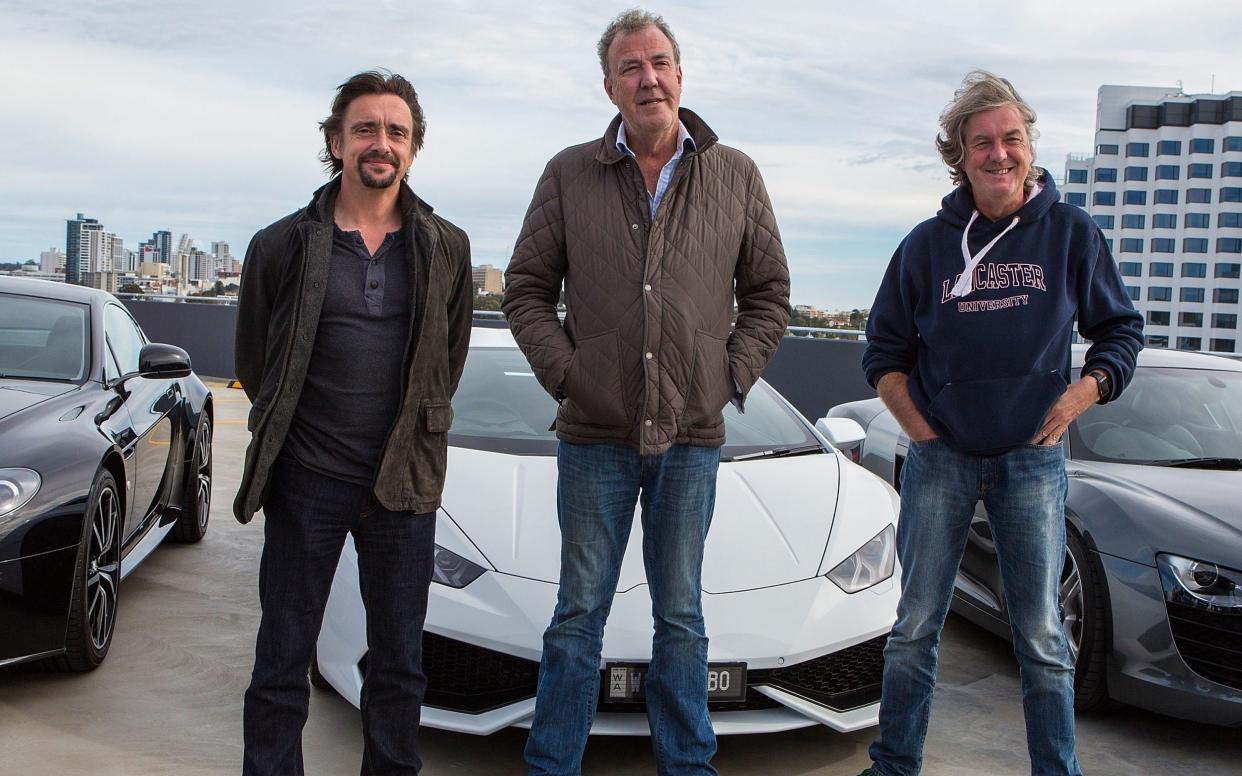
[4,1,1242,309]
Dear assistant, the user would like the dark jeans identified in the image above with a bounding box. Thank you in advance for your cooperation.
[242,454,436,776]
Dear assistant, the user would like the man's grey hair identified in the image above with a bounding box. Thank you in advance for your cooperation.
[597,8,680,76]
[936,70,1041,189]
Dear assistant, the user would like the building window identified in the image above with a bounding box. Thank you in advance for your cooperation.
[1188,163,1213,179]
[1226,137,1242,152]
[1068,169,1088,184]
[1213,314,1239,329]
[1096,167,1118,183]
[1223,188,1242,203]
[1124,166,1148,181]
[1126,285,1140,301]
[1214,288,1240,303]
[1191,138,1216,154]
[1097,143,1119,155]
[1158,140,1182,155]
[1118,261,1142,276]
[1093,215,1114,230]
[1150,263,1173,279]
[1212,339,1236,352]
[1148,287,1172,302]
[1093,191,1115,206]
[1220,212,1242,228]
[1151,241,1175,255]
[1105,238,1114,251]
[1155,189,1180,204]
[1153,213,1177,228]
[1215,263,1242,279]
[1148,310,1170,326]
[1188,188,1212,203]
[1180,312,1203,327]
[1124,190,1147,205]
[1182,262,1207,277]
[1121,214,1145,229]
[1120,238,1144,253]
[1065,192,1087,207]
[1219,238,1242,254]
[1178,337,1202,350]
[1184,212,1210,228]
[1126,142,1150,157]
[1184,238,1209,253]
[1181,287,1205,303]
[1155,164,1180,180]
[1224,162,1242,178]
[1147,335,1170,348]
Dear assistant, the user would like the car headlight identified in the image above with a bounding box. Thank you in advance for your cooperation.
[0,468,41,519]
[827,524,896,593]
[1158,554,1242,611]
[432,544,486,588]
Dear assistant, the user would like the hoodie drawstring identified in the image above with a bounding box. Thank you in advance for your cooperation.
[948,210,1021,299]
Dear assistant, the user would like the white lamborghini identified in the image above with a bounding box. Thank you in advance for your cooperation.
[314,327,899,735]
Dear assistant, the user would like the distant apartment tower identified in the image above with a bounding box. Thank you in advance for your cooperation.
[1061,85,1242,353]
[65,213,103,284]
[40,248,65,274]
[472,264,503,294]
[142,230,173,264]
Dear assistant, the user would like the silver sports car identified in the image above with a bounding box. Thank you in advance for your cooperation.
[829,345,1242,726]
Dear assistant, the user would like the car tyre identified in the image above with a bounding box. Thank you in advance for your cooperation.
[1062,526,1111,710]
[309,646,335,693]
[170,414,211,543]
[44,468,121,672]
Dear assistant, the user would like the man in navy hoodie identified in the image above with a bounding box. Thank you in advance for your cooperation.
[858,71,1142,776]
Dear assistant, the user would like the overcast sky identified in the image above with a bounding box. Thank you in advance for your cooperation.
[3,0,1242,309]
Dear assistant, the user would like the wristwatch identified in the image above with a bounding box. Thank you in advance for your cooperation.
[1087,369,1110,403]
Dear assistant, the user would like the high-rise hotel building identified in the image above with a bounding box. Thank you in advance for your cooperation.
[1061,86,1242,353]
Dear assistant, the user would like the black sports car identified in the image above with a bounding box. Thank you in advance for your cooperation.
[0,277,213,671]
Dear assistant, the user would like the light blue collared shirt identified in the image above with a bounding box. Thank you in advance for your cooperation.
[616,120,696,218]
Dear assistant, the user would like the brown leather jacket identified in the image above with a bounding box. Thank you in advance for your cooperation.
[232,178,473,523]
[502,109,790,454]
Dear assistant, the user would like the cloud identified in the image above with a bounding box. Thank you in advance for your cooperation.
[3,0,1242,308]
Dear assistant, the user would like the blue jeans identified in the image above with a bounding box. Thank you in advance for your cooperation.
[524,442,721,776]
[243,454,436,776]
[869,439,1081,776]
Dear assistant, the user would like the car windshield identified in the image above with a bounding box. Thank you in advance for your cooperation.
[448,347,822,458]
[1070,366,1242,465]
[0,293,89,382]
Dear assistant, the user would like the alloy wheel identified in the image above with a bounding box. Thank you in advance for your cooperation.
[88,485,120,651]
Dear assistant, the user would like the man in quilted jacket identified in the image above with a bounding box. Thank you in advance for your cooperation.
[502,9,790,775]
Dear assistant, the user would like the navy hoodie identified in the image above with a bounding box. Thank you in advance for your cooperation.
[862,170,1143,455]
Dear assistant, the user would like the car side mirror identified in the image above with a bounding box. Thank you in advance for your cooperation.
[138,343,192,379]
[815,417,866,454]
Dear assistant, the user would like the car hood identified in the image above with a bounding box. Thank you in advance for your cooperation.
[1073,461,1242,567]
[440,447,844,593]
[0,380,77,422]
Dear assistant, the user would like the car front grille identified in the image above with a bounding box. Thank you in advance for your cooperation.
[749,633,888,711]
[359,631,887,715]
[1167,602,1242,691]
[360,631,541,714]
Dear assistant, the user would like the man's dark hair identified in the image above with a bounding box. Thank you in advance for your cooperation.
[319,70,426,175]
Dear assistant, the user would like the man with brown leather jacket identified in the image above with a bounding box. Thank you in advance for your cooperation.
[234,70,472,776]
[502,10,790,775]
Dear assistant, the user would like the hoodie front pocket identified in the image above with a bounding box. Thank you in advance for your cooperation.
[927,370,1066,452]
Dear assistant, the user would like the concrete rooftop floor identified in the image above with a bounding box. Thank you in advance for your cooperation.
[1,382,1237,775]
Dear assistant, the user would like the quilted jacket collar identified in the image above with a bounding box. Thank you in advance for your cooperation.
[594,107,719,165]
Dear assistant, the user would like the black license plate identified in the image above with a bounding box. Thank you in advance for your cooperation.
[605,662,747,702]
